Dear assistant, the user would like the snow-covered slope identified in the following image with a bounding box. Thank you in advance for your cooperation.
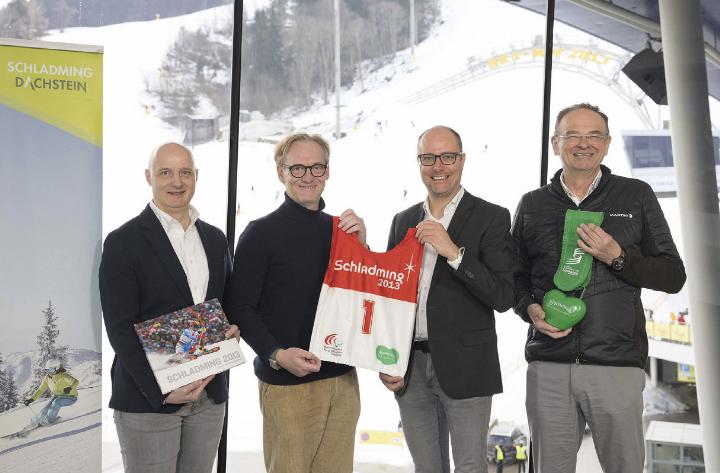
[0,386,101,472]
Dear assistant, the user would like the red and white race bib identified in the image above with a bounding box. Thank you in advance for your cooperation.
[309,217,423,376]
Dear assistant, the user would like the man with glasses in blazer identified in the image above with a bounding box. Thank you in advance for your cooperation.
[380,125,515,473]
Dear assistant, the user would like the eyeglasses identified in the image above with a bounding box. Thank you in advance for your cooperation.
[417,152,464,166]
[282,163,328,178]
[556,134,609,145]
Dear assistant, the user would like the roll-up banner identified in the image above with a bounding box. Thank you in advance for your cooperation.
[0,38,103,472]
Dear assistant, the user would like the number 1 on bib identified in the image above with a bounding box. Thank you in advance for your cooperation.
[361,299,375,334]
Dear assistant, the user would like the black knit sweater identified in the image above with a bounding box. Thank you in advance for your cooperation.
[224,193,352,385]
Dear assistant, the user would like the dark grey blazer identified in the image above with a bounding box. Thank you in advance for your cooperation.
[388,191,515,399]
[99,205,232,413]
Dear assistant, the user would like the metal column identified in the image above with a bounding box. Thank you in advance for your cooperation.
[539,0,555,187]
[658,2,720,472]
[220,1,244,472]
[650,356,658,388]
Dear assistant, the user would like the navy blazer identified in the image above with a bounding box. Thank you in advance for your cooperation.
[388,191,515,399]
[99,205,232,413]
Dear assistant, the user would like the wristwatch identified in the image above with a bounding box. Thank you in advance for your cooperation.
[268,348,282,371]
[611,248,626,272]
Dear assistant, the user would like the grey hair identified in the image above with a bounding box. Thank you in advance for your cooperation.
[553,103,609,135]
[147,142,196,171]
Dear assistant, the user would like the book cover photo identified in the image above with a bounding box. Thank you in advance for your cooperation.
[134,299,245,393]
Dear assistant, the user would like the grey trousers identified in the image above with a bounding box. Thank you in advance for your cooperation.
[526,361,646,473]
[396,350,492,473]
[114,390,226,473]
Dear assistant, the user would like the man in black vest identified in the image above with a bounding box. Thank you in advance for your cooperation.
[512,104,686,472]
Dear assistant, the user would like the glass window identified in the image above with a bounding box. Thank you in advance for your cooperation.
[655,443,682,461]
[622,135,674,168]
[684,445,704,462]
[227,2,546,471]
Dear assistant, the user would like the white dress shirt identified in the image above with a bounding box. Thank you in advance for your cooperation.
[414,187,465,340]
[149,201,209,305]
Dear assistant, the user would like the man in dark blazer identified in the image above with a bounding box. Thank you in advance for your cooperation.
[99,142,238,473]
[380,126,515,473]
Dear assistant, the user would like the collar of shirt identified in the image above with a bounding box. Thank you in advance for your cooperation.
[559,169,602,206]
[149,200,200,232]
[422,187,465,225]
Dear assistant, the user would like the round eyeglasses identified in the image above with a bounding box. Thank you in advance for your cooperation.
[417,152,464,166]
[282,163,328,178]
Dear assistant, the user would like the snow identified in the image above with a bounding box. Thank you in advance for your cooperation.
[32,0,718,471]
[0,386,101,472]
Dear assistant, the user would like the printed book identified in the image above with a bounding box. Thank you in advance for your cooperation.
[134,299,245,394]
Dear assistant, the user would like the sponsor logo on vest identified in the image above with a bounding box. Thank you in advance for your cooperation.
[322,333,343,357]
[334,259,405,284]
[609,212,633,219]
[376,345,399,365]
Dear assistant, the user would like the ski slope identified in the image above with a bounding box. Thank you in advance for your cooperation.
[41,0,717,471]
[0,386,101,473]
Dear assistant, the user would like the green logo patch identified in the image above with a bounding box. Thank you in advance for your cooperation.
[376,345,399,365]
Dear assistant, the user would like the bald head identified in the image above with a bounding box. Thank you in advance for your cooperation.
[148,142,195,172]
[417,126,463,154]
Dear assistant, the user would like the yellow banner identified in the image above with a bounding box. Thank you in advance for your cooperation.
[654,322,671,340]
[358,430,405,446]
[670,324,691,344]
[0,41,103,147]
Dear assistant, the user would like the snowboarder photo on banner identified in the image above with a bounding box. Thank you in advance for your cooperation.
[24,366,78,426]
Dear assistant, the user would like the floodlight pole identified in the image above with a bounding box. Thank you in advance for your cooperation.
[410,0,416,56]
[334,0,341,139]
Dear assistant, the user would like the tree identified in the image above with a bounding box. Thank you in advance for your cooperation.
[30,301,68,395]
[147,25,231,119]
[370,1,404,57]
[39,0,77,31]
[0,0,47,39]
[0,354,20,413]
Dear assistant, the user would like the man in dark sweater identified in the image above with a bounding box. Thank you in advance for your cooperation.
[224,132,366,473]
